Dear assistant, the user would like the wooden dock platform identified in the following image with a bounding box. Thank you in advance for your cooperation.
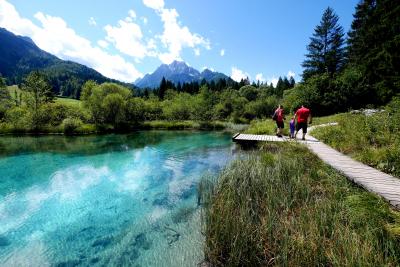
[232,128,400,210]
[232,133,319,144]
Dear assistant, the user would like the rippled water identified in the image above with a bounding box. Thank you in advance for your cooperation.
[0,131,234,266]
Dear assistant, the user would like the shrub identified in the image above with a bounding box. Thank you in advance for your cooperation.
[62,117,83,134]
[239,85,259,101]
[126,97,146,123]
[4,106,30,131]
[162,93,194,120]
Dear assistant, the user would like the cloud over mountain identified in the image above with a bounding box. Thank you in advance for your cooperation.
[0,0,142,82]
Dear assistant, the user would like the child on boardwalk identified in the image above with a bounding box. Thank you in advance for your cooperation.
[289,116,295,138]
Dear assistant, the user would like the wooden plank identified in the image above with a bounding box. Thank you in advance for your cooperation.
[234,129,400,209]
[306,133,400,210]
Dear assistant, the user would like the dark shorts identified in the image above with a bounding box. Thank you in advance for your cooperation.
[276,121,284,129]
[296,122,308,133]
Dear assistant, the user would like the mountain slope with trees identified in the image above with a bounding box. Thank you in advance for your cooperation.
[0,27,132,98]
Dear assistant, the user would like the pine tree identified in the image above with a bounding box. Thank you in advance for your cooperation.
[302,7,346,81]
[289,76,296,88]
[275,77,285,97]
[159,77,167,100]
[143,88,149,99]
[283,77,291,89]
[347,0,400,103]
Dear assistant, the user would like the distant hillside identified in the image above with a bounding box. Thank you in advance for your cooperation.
[0,28,133,98]
[135,60,231,88]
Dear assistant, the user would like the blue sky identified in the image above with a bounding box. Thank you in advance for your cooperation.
[0,0,358,84]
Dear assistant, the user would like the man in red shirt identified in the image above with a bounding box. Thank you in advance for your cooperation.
[294,105,312,140]
[273,105,285,137]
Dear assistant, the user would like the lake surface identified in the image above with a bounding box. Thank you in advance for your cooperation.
[0,131,234,266]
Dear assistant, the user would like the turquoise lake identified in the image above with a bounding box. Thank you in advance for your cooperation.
[0,131,234,266]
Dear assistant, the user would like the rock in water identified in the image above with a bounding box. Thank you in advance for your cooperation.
[0,236,10,247]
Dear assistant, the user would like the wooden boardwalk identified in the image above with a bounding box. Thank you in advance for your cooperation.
[232,133,319,144]
[233,127,400,210]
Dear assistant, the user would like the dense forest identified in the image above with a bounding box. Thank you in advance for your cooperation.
[0,0,398,134]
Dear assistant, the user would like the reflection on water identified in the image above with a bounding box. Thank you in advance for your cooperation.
[0,131,234,266]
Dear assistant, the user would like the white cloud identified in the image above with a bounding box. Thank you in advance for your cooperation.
[104,19,150,59]
[142,17,148,25]
[220,49,225,56]
[143,0,210,64]
[194,48,200,56]
[255,73,265,82]
[0,0,142,82]
[287,70,296,78]
[143,0,165,11]
[267,77,279,87]
[231,67,250,82]
[128,9,137,19]
[88,17,96,26]
[97,40,109,48]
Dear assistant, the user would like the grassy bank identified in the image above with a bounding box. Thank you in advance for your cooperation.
[0,120,246,135]
[2,83,250,135]
[199,143,400,266]
[312,98,400,177]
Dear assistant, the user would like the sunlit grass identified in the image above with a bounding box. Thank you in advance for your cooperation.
[7,85,81,108]
[245,119,289,135]
[312,112,347,125]
[312,107,400,177]
[55,97,81,108]
[200,143,400,266]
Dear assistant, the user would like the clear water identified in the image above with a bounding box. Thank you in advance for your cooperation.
[0,131,234,267]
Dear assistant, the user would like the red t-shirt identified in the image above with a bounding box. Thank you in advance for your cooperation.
[275,108,284,122]
[296,107,310,123]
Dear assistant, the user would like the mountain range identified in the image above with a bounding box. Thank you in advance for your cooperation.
[135,60,231,89]
[0,27,231,97]
[0,28,129,98]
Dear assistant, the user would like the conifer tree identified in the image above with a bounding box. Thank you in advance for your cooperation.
[159,77,167,100]
[275,77,285,97]
[347,0,400,103]
[289,76,296,88]
[302,7,346,81]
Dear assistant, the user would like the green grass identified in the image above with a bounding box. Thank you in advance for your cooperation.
[141,120,231,130]
[55,97,81,108]
[200,143,400,266]
[312,102,400,177]
[312,112,347,125]
[6,85,22,99]
[245,119,290,135]
[7,85,81,108]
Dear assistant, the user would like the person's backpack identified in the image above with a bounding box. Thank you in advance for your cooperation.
[272,110,278,121]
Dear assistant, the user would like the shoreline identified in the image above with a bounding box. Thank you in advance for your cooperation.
[0,121,249,136]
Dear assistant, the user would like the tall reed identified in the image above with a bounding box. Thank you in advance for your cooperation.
[200,143,400,266]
